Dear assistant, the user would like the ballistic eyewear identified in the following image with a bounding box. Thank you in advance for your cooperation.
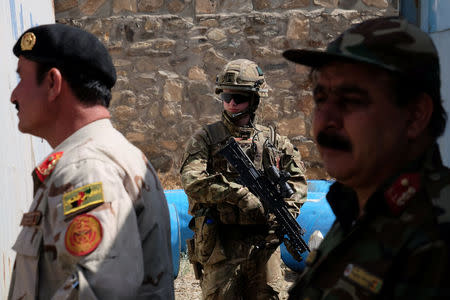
[220,93,252,104]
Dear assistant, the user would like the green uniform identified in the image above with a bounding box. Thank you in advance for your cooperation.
[181,113,307,299]
[288,145,450,299]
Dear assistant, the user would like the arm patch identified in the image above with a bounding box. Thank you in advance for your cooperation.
[63,182,104,219]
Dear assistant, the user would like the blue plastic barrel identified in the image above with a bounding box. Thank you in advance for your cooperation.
[164,189,193,252]
[280,180,336,272]
[165,180,336,273]
[166,202,181,278]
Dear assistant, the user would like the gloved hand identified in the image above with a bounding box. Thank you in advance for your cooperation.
[236,189,266,224]
[265,214,281,248]
[265,228,281,249]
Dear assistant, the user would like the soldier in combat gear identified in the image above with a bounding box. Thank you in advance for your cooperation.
[284,16,450,299]
[180,59,308,299]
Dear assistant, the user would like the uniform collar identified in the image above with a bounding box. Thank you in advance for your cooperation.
[327,144,443,231]
[53,118,112,153]
[34,151,64,183]
[34,119,112,183]
[222,111,254,139]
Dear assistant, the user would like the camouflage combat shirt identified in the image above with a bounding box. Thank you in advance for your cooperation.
[288,144,450,299]
[9,119,174,300]
[180,114,307,225]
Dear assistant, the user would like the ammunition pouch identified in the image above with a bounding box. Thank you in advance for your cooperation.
[217,203,239,224]
[189,213,227,268]
[186,238,203,280]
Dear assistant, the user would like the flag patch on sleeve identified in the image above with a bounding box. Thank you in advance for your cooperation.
[63,182,104,218]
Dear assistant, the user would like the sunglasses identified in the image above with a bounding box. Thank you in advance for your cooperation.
[220,93,252,104]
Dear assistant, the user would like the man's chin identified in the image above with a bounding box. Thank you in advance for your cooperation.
[319,146,352,159]
[17,123,32,134]
[321,150,354,177]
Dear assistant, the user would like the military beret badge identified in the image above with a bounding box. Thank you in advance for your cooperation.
[20,32,36,51]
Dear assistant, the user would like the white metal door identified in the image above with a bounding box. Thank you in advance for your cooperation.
[0,0,54,297]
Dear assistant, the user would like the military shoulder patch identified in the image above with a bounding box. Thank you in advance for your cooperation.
[343,264,383,294]
[65,214,102,256]
[63,182,104,219]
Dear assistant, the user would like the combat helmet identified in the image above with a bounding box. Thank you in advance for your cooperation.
[215,59,268,115]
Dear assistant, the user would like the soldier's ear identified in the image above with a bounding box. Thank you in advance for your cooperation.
[46,67,62,102]
[406,93,433,140]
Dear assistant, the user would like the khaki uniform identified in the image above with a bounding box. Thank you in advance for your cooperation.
[181,114,307,299]
[9,119,174,300]
[288,145,450,299]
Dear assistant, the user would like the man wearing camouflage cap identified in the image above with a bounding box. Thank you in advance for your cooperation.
[283,16,449,299]
[180,59,308,299]
[9,23,174,299]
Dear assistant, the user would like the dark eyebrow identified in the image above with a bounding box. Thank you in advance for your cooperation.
[313,83,369,98]
[336,84,369,97]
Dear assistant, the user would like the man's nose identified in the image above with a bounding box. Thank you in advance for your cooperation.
[314,100,342,128]
[10,88,17,104]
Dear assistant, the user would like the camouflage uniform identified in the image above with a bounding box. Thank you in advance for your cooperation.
[181,59,307,300]
[283,17,450,299]
[288,145,450,299]
[9,119,174,300]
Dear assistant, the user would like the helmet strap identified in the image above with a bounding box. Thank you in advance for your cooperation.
[223,109,256,125]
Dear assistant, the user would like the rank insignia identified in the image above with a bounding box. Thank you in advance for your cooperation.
[63,182,104,218]
[35,152,64,182]
[343,264,383,294]
[384,173,420,215]
[21,32,36,51]
[65,214,102,256]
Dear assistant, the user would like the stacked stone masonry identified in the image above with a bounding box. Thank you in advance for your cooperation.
[55,0,399,188]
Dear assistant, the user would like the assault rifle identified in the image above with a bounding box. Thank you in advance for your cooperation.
[219,138,310,260]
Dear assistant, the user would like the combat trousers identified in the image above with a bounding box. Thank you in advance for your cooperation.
[199,224,282,300]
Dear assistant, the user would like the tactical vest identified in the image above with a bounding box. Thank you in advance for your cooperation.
[203,120,279,182]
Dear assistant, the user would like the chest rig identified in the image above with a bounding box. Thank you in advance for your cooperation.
[204,117,279,181]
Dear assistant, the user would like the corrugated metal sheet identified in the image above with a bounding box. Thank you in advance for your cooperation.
[0,0,54,297]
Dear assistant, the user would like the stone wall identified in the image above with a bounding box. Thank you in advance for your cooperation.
[55,0,398,188]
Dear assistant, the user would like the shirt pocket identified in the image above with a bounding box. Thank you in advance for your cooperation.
[12,227,43,257]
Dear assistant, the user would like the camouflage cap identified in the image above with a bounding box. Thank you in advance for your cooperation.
[283,17,440,90]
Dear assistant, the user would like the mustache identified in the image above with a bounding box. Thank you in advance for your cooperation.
[316,131,352,151]
[14,102,19,111]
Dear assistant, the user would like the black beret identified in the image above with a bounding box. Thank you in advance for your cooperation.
[13,23,116,88]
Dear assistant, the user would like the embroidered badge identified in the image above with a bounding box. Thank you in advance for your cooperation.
[21,32,36,51]
[65,214,102,256]
[384,173,420,215]
[63,182,104,218]
[35,152,64,182]
[343,264,383,294]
